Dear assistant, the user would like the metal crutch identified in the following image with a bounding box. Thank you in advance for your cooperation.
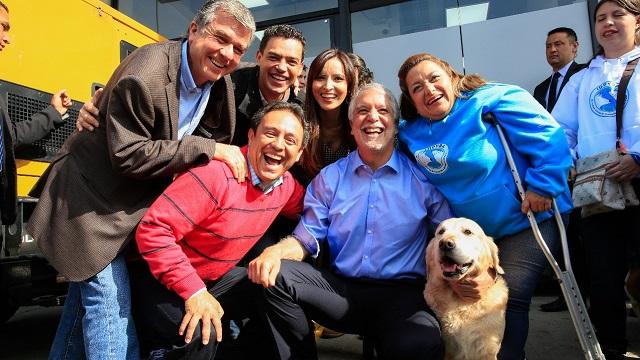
[484,113,605,360]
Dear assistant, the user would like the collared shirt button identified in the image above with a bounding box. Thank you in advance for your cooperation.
[367,230,372,234]
[369,204,374,209]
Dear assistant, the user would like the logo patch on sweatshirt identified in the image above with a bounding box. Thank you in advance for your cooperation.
[589,81,627,117]
[415,144,448,174]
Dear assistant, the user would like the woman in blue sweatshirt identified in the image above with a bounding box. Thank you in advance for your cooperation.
[397,53,573,360]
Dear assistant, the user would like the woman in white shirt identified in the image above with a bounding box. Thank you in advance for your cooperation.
[552,1,640,358]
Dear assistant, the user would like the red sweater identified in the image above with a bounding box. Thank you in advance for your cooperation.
[135,158,304,300]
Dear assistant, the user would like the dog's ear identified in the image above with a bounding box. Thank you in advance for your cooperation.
[487,235,505,275]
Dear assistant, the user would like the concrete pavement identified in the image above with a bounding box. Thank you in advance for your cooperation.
[1,296,638,359]
[315,296,640,360]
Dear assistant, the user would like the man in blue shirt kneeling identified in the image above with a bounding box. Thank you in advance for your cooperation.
[249,82,452,360]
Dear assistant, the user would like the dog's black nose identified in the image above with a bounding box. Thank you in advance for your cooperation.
[439,240,455,250]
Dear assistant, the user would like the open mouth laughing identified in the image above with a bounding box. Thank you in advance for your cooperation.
[269,72,289,84]
[263,153,284,167]
[440,255,474,278]
[427,94,443,106]
[362,126,384,136]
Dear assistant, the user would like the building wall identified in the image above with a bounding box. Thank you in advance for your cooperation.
[354,2,593,95]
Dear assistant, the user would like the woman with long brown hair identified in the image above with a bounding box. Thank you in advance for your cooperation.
[397,52,573,359]
[297,48,358,182]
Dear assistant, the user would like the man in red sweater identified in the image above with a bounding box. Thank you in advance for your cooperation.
[131,101,309,360]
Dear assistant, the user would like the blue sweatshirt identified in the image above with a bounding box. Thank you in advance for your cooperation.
[399,83,572,239]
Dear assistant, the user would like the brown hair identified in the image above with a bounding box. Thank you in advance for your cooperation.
[593,0,640,55]
[397,53,486,120]
[301,48,357,178]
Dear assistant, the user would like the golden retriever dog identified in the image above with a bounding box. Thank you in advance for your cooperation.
[425,217,508,360]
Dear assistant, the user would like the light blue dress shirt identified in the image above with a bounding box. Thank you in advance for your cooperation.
[178,41,213,140]
[294,149,453,280]
[249,158,283,194]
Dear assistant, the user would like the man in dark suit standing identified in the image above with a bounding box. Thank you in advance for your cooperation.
[533,27,587,112]
[533,26,587,313]
[26,1,255,358]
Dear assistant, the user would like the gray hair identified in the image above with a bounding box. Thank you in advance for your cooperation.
[348,82,400,126]
[194,0,256,39]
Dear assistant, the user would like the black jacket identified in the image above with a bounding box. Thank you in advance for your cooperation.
[0,96,65,224]
[231,64,304,146]
[533,61,587,110]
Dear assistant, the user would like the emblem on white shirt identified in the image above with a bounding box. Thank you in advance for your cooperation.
[589,81,627,117]
[415,144,448,175]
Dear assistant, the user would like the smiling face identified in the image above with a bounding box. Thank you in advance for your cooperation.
[256,37,304,101]
[312,57,349,114]
[595,1,640,58]
[350,88,396,166]
[0,6,10,52]
[247,109,304,184]
[545,32,578,71]
[405,60,456,121]
[187,11,252,87]
[430,217,503,281]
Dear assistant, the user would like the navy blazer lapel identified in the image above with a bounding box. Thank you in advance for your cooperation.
[534,76,551,108]
[558,61,580,97]
[557,61,576,97]
[166,41,182,140]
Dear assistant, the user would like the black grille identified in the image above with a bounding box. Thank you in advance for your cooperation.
[8,92,78,156]
[0,79,82,161]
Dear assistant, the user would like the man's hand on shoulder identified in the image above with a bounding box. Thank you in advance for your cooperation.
[180,290,224,345]
[76,88,103,132]
[213,143,247,182]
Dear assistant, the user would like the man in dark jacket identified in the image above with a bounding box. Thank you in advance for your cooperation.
[230,24,306,146]
[533,27,587,112]
[0,0,71,225]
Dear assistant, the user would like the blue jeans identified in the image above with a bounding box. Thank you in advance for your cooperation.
[49,254,139,360]
[496,217,562,360]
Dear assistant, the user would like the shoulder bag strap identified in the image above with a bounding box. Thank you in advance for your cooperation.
[615,57,639,150]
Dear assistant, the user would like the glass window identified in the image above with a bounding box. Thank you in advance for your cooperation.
[118,0,159,33]
[460,0,582,20]
[244,0,338,23]
[243,18,332,66]
[352,0,586,44]
[351,0,457,44]
[157,0,204,38]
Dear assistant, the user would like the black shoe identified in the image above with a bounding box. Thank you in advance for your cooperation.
[539,296,568,312]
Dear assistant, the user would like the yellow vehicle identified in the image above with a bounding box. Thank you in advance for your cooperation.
[0,0,163,322]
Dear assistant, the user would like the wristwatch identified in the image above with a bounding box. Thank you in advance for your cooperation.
[629,152,640,166]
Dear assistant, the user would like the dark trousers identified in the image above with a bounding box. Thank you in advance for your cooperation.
[581,200,640,357]
[128,261,268,360]
[263,260,443,360]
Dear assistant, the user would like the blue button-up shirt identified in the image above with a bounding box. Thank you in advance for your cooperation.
[178,40,213,140]
[249,159,283,194]
[294,149,453,280]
